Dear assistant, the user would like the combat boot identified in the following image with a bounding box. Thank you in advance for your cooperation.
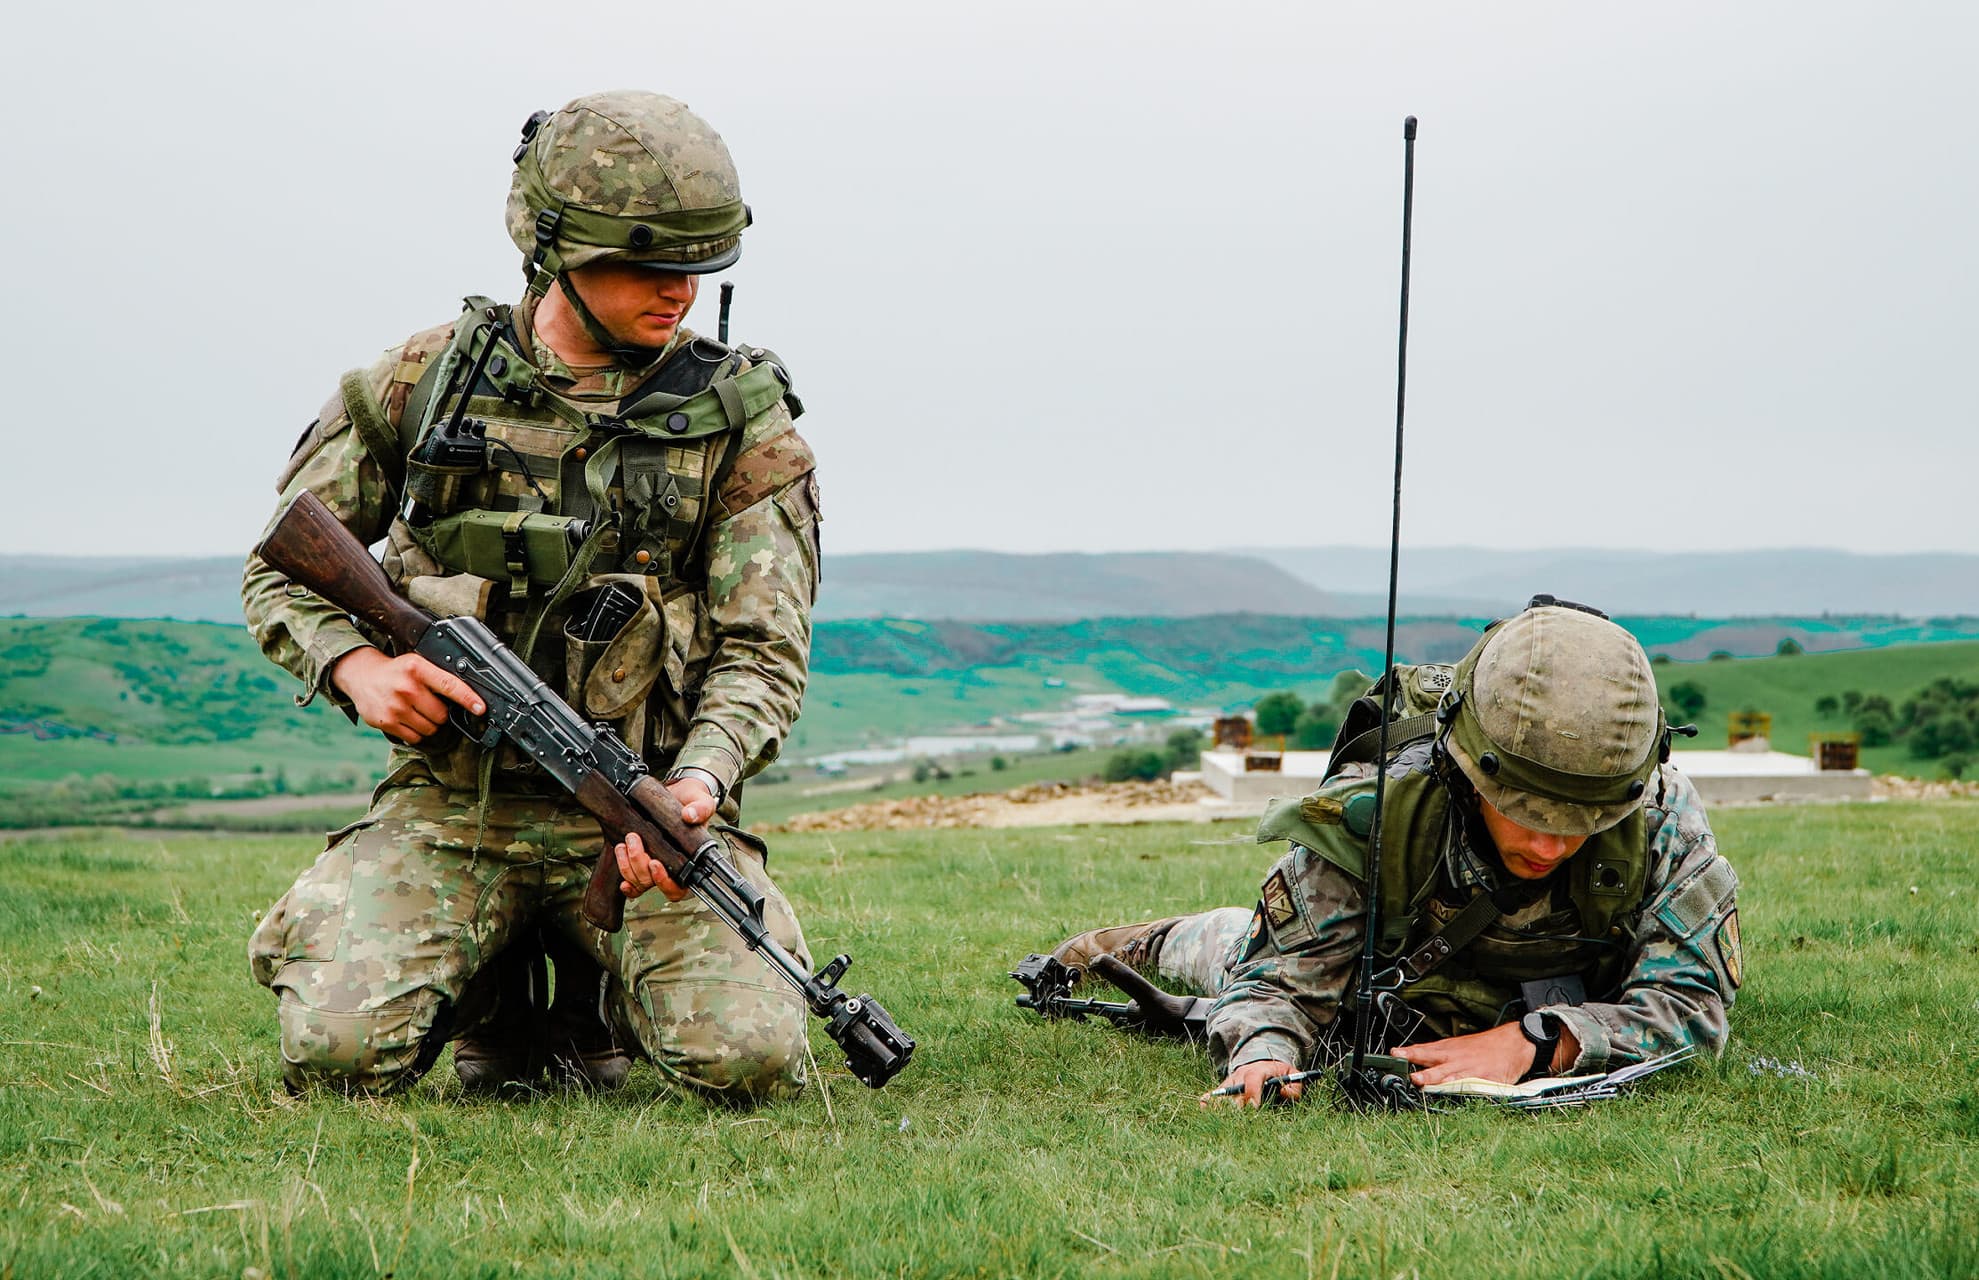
[452,940,548,1094]
[542,930,633,1092]
[1050,916,1187,980]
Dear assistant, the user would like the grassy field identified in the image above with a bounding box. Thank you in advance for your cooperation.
[3,800,1976,1278]
[1652,640,1979,775]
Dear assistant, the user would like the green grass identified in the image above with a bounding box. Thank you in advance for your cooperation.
[3,801,1977,1277]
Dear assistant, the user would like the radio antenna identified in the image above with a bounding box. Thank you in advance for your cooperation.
[1347,115,1419,1085]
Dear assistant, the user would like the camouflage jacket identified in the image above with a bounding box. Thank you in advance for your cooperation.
[240,306,819,818]
[1208,748,1741,1076]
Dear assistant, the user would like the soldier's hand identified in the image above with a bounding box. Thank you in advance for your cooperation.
[331,646,484,744]
[665,775,718,826]
[1393,1022,1550,1086]
[1201,1059,1302,1108]
[614,831,691,903]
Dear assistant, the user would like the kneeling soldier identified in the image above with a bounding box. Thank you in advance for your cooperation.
[242,92,821,1100]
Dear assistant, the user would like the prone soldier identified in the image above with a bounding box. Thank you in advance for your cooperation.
[1045,603,1743,1106]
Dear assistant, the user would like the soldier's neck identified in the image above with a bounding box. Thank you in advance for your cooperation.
[532,283,620,372]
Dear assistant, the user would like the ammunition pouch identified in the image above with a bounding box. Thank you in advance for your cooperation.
[411,510,592,602]
[562,579,664,755]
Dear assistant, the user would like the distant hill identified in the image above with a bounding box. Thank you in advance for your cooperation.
[1242,546,1979,618]
[9,617,1979,789]
[814,551,1350,620]
[0,550,1345,625]
[0,556,247,625]
[6,546,1977,623]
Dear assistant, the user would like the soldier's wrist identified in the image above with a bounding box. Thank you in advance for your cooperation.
[665,766,726,808]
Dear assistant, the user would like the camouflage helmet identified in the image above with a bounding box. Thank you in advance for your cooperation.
[507,91,749,291]
[1441,604,1665,837]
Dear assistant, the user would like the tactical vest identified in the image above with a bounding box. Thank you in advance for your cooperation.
[1370,761,1648,1037]
[340,297,799,789]
[1263,663,1650,1039]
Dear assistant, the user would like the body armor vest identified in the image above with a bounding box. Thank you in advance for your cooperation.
[348,297,797,790]
[1372,761,1649,1038]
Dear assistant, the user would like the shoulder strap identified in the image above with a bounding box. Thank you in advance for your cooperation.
[1326,709,1440,781]
[338,368,406,497]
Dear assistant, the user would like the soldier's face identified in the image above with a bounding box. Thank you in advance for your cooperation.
[568,261,701,348]
[1477,796,1590,880]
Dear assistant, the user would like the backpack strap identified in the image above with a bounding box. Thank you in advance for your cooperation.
[337,368,406,498]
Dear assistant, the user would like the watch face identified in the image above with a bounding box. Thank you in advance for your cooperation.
[1521,1012,1557,1045]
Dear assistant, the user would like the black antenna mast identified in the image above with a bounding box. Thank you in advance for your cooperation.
[1345,115,1419,1092]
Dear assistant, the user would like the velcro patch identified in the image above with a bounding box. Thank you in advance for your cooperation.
[1655,856,1737,939]
[1301,796,1345,826]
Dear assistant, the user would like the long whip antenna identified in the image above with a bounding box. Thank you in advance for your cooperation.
[1349,115,1418,1078]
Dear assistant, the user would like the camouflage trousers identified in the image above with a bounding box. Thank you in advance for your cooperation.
[1152,907,1254,995]
[248,783,810,1101]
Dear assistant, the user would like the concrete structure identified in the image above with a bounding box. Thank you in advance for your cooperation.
[1195,746,1871,819]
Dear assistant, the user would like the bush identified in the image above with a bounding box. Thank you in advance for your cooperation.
[1292,705,1339,750]
[1709,651,1734,662]
[1777,637,1804,656]
[1253,691,1303,737]
[1668,681,1707,720]
[1814,695,1839,718]
[989,755,1008,772]
[1161,729,1205,774]
[1103,749,1167,784]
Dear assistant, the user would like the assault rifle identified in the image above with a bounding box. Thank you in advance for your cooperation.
[256,491,914,1088]
[1010,953,1210,1039]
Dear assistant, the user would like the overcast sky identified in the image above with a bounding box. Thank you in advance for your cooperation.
[5,1,1973,559]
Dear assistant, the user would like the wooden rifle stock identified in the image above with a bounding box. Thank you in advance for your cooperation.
[255,492,433,653]
[258,491,729,935]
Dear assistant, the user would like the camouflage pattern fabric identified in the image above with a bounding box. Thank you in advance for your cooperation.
[1159,762,1738,1078]
[248,781,809,1098]
[241,313,818,810]
[508,92,747,274]
[241,295,818,1096]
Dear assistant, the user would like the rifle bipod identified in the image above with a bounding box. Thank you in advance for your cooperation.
[1010,953,1209,1040]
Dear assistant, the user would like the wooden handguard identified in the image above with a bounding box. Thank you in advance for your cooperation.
[255,491,433,653]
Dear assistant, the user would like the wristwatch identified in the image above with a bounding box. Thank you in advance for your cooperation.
[1519,1010,1561,1080]
[665,766,726,808]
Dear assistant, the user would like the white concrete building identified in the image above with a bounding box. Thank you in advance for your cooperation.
[1194,745,1871,819]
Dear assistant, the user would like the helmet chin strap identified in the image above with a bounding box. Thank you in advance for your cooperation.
[556,270,669,363]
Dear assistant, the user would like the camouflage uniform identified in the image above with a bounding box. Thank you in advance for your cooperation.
[1152,752,1740,1078]
[241,93,819,1099]
[1063,605,1742,1085]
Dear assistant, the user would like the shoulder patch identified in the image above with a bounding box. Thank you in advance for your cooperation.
[1301,796,1345,825]
[1343,791,1377,837]
[1716,910,1743,988]
[1412,665,1454,697]
[1261,869,1297,927]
